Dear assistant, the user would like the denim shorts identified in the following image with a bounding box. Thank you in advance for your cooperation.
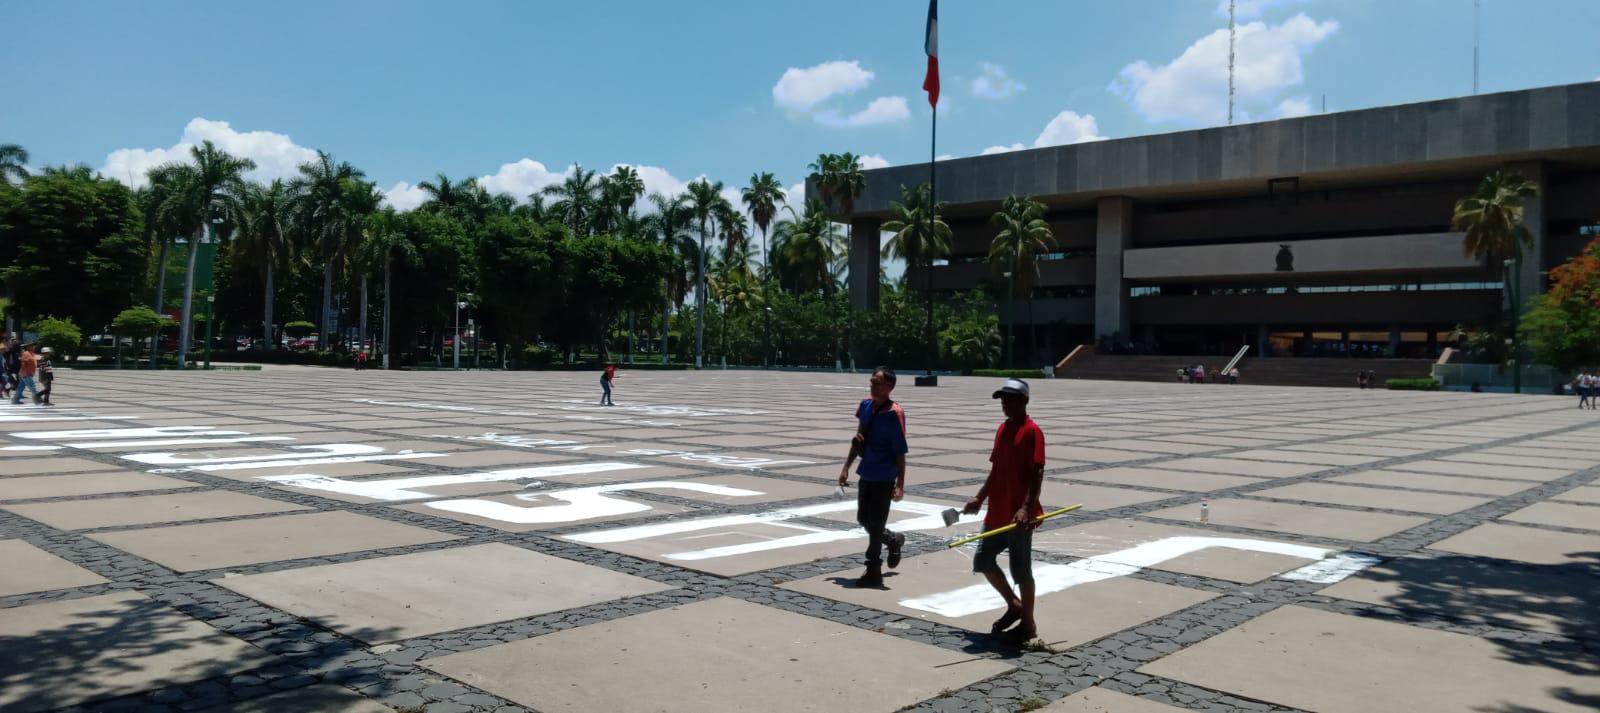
[972,527,1033,584]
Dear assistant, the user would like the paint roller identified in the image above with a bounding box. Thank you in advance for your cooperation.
[945,504,1083,549]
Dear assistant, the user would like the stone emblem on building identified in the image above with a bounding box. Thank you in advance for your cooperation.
[1275,244,1295,272]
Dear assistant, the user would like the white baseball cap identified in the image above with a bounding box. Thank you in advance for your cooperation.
[992,378,1030,400]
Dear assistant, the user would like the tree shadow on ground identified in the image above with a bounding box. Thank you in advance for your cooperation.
[0,592,400,712]
[1342,551,1600,712]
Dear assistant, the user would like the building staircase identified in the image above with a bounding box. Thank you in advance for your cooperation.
[1057,351,1435,388]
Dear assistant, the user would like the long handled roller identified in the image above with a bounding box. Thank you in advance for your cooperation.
[945,504,1082,548]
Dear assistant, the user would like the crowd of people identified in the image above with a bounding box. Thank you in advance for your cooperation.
[1177,364,1240,384]
[0,337,54,405]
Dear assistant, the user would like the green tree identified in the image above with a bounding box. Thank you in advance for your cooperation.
[882,182,951,371]
[542,165,602,235]
[648,192,697,363]
[1519,237,1600,374]
[686,178,728,368]
[1452,170,1540,266]
[290,151,376,352]
[357,207,422,368]
[283,320,316,339]
[235,180,292,348]
[742,172,787,366]
[773,199,839,294]
[0,166,148,335]
[0,144,27,186]
[31,316,82,360]
[474,212,558,356]
[941,293,1002,371]
[111,305,172,366]
[989,194,1056,366]
[559,233,669,361]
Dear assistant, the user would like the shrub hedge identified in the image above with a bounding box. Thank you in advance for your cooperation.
[1386,378,1442,391]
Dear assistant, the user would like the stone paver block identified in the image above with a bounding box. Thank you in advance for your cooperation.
[0,538,109,596]
[1038,687,1186,711]
[1145,498,1430,542]
[1329,470,1534,496]
[3,490,311,530]
[1500,502,1600,532]
[88,511,460,572]
[1430,522,1600,565]
[0,472,194,501]
[423,597,1011,713]
[1031,519,1326,583]
[1250,482,1492,515]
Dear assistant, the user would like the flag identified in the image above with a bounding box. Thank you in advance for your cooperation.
[922,0,939,108]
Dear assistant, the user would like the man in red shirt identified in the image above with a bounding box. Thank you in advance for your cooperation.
[963,378,1045,643]
[600,363,617,406]
[10,343,41,405]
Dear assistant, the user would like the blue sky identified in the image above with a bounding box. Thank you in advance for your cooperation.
[2,0,1596,213]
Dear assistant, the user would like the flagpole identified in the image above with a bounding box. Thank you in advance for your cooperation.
[925,107,936,379]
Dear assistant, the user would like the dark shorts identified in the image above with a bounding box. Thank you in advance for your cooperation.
[972,527,1033,584]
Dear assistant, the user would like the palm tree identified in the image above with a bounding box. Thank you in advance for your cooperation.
[609,166,645,222]
[649,192,696,364]
[774,199,840,294]
[1453,170,1540,267]
[0,144,27,185]
[1452,170,1541,392]
[542,165,602,235]
[356,207,419,369]
[686,178,727,368]
[742,172,787,366]
[139,165,188,360]
[417,173,472,217]
[711,242,761,364]
[883,182,952,372]
[235,180,293,349]
[289,152,373,351]
[150,140,255,367]
[989,194,1056,367]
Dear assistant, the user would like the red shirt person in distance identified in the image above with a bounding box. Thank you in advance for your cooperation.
[963,378,1046,643]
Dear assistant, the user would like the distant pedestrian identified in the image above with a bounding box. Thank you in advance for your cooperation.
[1357,371,1368,390]
[963,378,1046,644]
[36,347,54,405]
[837,366,908,588]
[1,338,18,398]
[1228,367,1240,385]
[10,344,40,405]
[600,362,617,406]
[1581,372,1596,410]
[1193,365,1206,384]
[0,341,10,399]
[355,350,368,372]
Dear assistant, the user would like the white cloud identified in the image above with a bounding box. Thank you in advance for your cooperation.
[772,60,874,112]
[476,158,567,199]
[1273,96,1314,118]
[1216,0,1308,20]
[101,117,320,189]
[381,181,429,211]
[971,62,1025,99]
[858,154,891,170]
[1034,110,1105,146]
[979,110,1105,156]
[811,96,912,128]
[935,154,956,161]
[1109,13,1338,126]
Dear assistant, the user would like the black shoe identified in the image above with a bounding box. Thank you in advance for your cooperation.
[991,605,1022,635]
[855,563,883,588]
[886,532,906,569]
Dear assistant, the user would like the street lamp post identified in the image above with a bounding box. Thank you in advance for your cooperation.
[204,294,215,370]
[1005,259,1016,369]
[453,297,466,370]
[1504,258,1522,394]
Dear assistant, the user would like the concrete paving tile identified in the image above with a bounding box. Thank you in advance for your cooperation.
[1321,555,1593,635]
[1030,518,1326,583]
[783,549,1215,648]
[0,592,276,711]
[422,597,1012,713]
[1552,486,1600,505]
[0,539,109,596]
[938,482,1176,512]
[1150,457,1331,478]
[1222,449,1384,467]
[88,511,460,572]
[1388,459,1573,482]
[1328,470,1535,496]
[911,451,1005,471]
[1439,453,1588,472]
[1500,502,1600,532]
[1048,446,1152,464]
[1429,522,1600,565]
[1145,498,1430,542]
[4,490,311,530]
[0,457,122,476]
[1089,439,1228,455]
[1250,482,1492,515]
[219,543,673,644]
[666,433,810,449]
[1038,687,1186,712]
[401,449,579,468]
[1138,606,1600,713]
[397,488,693,532]
[0,472,194,501]
[1061,467,1266,492]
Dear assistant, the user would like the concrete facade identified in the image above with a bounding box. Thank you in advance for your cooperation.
[821,82,1600,359]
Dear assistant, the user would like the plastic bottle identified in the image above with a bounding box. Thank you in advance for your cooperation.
[1200,499,1211,524]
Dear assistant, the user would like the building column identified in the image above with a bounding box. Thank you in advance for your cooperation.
[1389,325,1401,356]
[1094,197,1133,342]
[847,217,882,311]
[1509,160,1547,308]
[1257,325,1269,358]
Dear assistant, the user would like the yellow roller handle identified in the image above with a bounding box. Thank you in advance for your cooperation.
[946,504,1083,548]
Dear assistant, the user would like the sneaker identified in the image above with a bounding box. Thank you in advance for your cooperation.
[886,532,906,569]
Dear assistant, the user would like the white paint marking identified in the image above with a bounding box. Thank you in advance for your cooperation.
[900,536,1333,618]
[193,452,444,472]
[74,436,295,449]
[0,445,64,451]
[426,481,764,524]
[123,443,384,466]
[19,426,240,440]
[1278,552,1384,584]
[258,462,648,501]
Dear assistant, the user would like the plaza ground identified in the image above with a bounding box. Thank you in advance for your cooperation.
[1,367,1597,713]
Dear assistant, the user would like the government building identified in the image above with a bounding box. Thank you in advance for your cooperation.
[829,82,1600,365]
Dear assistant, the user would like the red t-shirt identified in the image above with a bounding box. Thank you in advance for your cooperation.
[18,351,37,378]
[603,365,617,380]
[984,417,1046,528]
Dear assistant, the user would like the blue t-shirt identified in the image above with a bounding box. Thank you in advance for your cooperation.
[855,398,908,482]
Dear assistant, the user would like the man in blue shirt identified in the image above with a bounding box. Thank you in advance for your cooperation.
[838,366,908,588]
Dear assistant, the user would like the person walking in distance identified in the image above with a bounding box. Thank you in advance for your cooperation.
[0,341,11,399]
[963,378,1046,643]
[1,338,19,399]
[600,362,617,406]
[837,366,908,588]
[355,350,367,372]
[35,347,55,405]
[10,343,41,406]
